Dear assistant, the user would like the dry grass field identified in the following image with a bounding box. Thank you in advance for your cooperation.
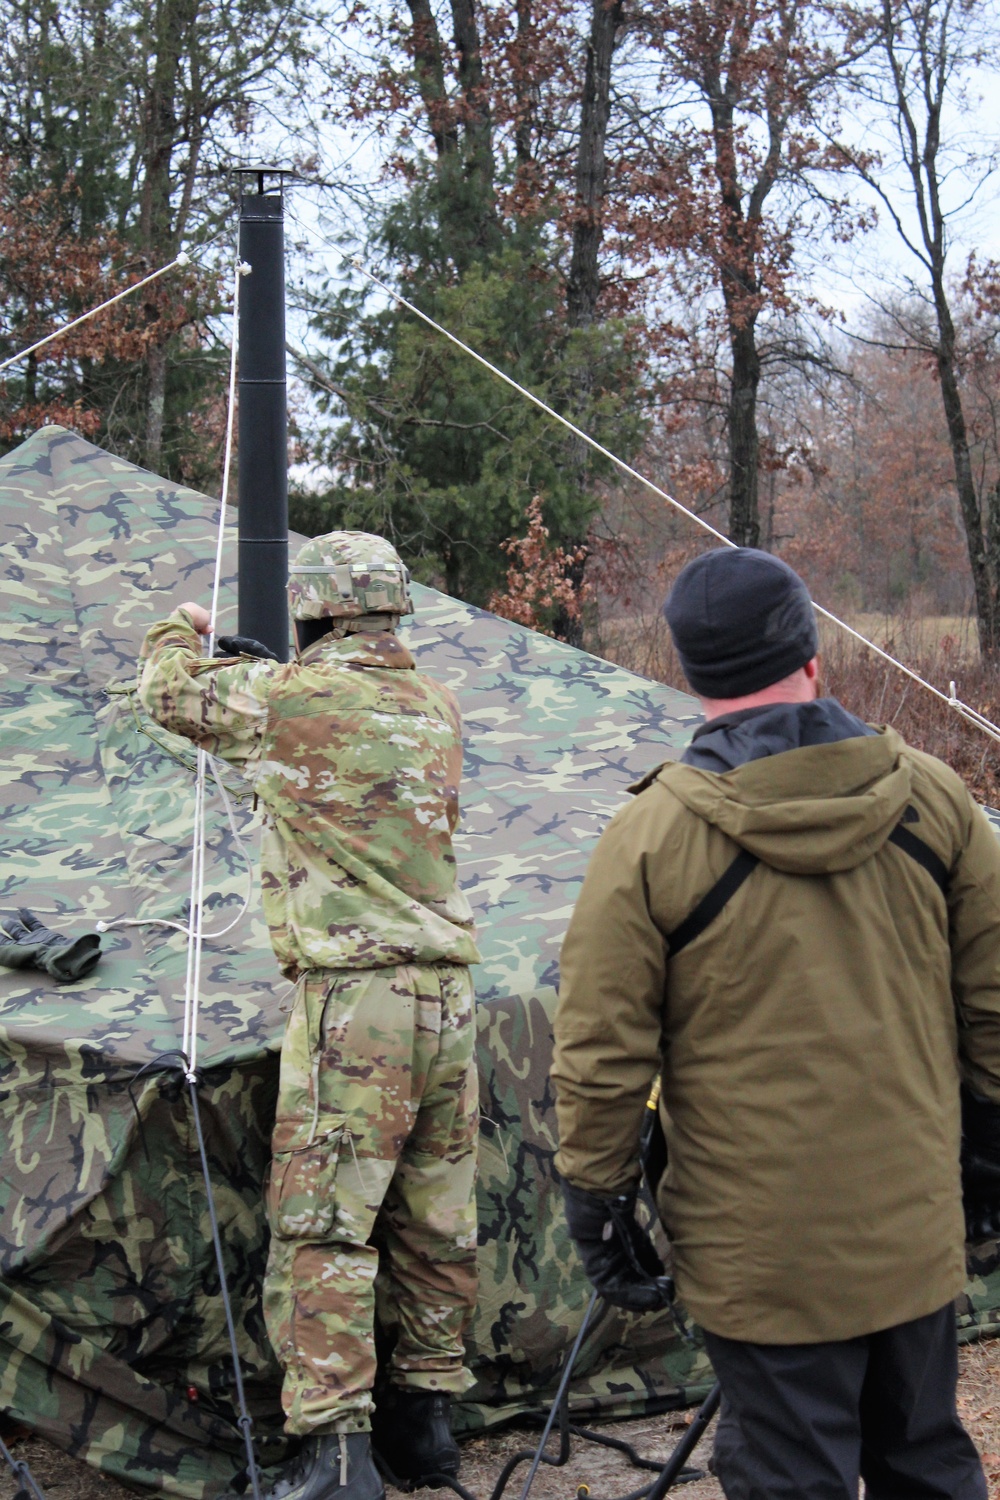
[594,608,1000,805]
[0,1337,996,1500]
[825,614,982,661]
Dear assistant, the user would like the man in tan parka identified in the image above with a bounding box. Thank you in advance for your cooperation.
[552,547,1000,1499]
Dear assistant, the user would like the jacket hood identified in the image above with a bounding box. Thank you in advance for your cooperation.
[660,725,913,874]
[682,698,874,773]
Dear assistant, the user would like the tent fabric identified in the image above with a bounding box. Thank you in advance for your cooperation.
[0,426,996,1495]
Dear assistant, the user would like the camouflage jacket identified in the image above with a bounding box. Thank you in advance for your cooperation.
[138,611,480,975]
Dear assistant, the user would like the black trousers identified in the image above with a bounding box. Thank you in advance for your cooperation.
[703,1304,986,1500]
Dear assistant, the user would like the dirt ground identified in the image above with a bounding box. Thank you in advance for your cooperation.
[0,1340,997,1500]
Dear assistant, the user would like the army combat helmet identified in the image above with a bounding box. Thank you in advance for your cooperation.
[287,531,414,621]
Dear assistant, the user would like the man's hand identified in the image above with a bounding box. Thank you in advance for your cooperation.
[215,634,279,662]
[561,1179,674,1313]
[962,1085,1000,1240]
[179,601,212,634]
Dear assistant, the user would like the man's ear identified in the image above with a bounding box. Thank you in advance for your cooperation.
[804,656,819,681]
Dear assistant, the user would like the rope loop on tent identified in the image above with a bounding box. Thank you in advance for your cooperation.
[96,756,255,942]
[349,259,1000,751]
[0,253,191,376]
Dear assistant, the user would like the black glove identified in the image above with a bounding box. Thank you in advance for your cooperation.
[215,634,279,661]
[0,909,102,982]
[561,1179,674,1313]
[961,1085,1000,1241]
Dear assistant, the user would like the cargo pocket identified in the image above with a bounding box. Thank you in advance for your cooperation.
[266,1117,347,1241]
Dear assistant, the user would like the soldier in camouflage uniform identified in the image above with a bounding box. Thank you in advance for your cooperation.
[138,532,481,1500]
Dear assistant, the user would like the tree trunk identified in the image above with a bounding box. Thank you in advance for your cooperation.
[405,0,459,158]
[146,343,168,472]
[451,0,493,177]
[567,0,623,329]
[138,0,195,469]
[728,318,761,547]
[933,290,998,653]
[513,0,535,168]
[560,0,623,647]
[445,547,462,598]
[986,478,1000,650]
[450,0,499,252]
[707,66,766,550]
[874,0,1000,655]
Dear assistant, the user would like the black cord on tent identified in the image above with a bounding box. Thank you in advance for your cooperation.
[0,1429,48,1500]
[515,1289,603,1500]
[400,1098,711,1500]
[187,1073,264,1500]
[406,1384,709,1500]
[380,1293,709,1500]
[126,1054,264,1500]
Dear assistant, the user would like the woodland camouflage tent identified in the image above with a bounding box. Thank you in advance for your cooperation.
[0,425,998,1497]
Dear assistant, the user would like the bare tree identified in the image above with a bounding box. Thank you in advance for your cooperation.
[627,0,871,545]
[834,0,1000,653]
[0,0,319,472]
[567,0,624,329]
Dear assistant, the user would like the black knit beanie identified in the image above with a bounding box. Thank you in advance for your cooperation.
[663,547,819,698]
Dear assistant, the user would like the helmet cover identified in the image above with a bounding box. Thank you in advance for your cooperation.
[287,531,414,620]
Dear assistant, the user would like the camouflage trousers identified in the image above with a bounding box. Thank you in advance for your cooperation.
[263,964,479,1436]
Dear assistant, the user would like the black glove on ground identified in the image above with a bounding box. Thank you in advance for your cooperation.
[0,909,102,982]
[962,1085,1000,1241]
[215,634,279,661]
[561,1179,674,1313]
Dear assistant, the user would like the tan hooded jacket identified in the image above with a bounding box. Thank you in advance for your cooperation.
[552,726,1000,1343]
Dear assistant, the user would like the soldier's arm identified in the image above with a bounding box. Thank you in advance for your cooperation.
[551,805,667,1194]
[137,606,272,769]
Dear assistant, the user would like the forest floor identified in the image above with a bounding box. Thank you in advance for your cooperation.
[0,1338,996,1500]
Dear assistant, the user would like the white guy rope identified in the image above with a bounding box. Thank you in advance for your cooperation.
[181,757,208,1077]
[350,259,1000,749]
[0,253,191,376]
[96,262,255,965]
[181,257,251,1080]
[58,254,265,1500]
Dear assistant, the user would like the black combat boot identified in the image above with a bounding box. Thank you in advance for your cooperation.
[370,1388,460,1489]
[262,1433,384,1500]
